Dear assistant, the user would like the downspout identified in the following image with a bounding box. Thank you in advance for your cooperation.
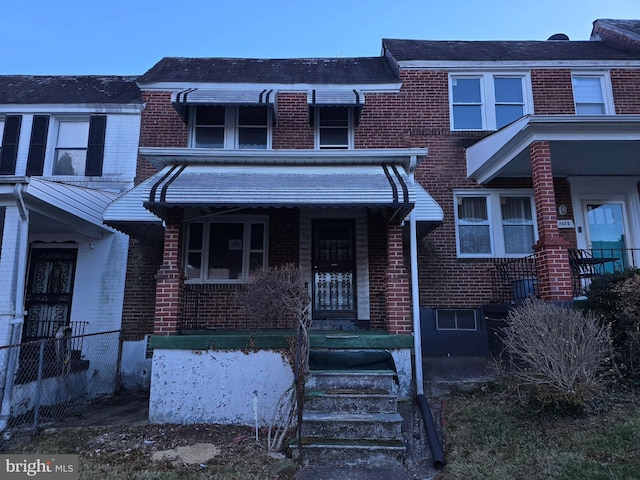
[409,175,445,469]
[0,184,29,434]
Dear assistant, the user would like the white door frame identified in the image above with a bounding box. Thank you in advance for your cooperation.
[568,176,640,251]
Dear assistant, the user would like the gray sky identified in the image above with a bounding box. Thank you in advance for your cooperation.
[1,0,638,75]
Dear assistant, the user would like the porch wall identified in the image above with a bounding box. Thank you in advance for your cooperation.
[149,349,294,426]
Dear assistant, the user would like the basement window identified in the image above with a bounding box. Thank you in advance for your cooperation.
[436,309,478,331]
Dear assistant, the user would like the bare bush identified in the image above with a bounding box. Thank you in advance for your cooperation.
[612,275,640,377]
[501,299,612,409]
[240,264,311,452]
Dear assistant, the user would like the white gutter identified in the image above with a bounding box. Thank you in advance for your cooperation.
[0,185,29,433]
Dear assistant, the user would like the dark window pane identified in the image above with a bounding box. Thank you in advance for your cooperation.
[196,106,225,125]
[320,128,349,147]
[319,108,349,126]
[456,311,477,330]
[186,252,201,279]
[209,223,244,279]
[188,223,203,250]
[195,127,224,148]
[249,252,263,273]
[239,106,267,125]
[436,310,456,329]
[238,128,267,148]
[250,223,264,250]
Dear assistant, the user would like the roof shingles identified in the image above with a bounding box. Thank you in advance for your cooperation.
[0,76,142,104]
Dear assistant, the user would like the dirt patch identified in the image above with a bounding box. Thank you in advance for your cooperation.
[1,423,296,479]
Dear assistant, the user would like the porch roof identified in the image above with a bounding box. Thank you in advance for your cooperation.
[103,148,443,242]
[0,177,117,238]
[466,115,640,184]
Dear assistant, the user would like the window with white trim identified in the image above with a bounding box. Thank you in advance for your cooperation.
[315,107,353,149]
[455,192,536,257]
[192,106,270,149]
[572,74,612,115]
[52,115,106,176]
[450,74,530,131]
[185,217,267,283]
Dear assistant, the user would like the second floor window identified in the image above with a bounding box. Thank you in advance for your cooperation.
[572,74,611,115]
[192,106,269,149]
[53,116,106,176]
[315,107,353,149]
[450,74,529,131]
[455,192,536,258]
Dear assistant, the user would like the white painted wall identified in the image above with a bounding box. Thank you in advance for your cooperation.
[120,337,152,391]
[149,349,295,426]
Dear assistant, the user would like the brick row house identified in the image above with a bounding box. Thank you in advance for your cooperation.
[102,18,640,426]
[0,76,142,426]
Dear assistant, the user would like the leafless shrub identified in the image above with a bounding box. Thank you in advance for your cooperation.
[501,299,612,409]
[240,264,311,451]
[612,275,640,377]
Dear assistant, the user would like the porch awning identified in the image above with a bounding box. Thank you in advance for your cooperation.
[105,162,442,230]
[308,89,364,125]
[172,88,277,122]
[466,114,640,183]
[1,178,117,238]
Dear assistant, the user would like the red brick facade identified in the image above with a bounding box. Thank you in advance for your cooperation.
[121,50,640,340]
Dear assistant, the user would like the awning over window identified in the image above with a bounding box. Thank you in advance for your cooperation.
[172,89,277,122]
[308,89,365,125]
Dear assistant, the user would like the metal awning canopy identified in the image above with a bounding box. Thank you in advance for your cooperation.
[466,115,640,183]
[308,89,365,125]
[171,88,277,122]
[0,177,117,238]
[144,163,417,221]
[104,148,443,243]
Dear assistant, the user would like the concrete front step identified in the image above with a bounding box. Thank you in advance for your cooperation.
[307,370,396,392]
[305,389,398,414]
[300,412,403,440]
[291,438,406,468]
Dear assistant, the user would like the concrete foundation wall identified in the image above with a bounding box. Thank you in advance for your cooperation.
[149,349,294,426]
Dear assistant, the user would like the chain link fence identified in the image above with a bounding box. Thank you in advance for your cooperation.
[0,330,121,432]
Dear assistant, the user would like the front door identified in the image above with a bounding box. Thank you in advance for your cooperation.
[312,219,356,321]
[23,247,77,341]
[584,202,630,270]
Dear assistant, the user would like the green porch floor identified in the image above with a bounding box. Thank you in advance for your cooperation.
[149,330,414,351]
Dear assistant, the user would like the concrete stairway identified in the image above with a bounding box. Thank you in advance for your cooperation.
[292,355,406,468]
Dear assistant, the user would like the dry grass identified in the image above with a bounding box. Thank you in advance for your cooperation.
[439,388,640,480]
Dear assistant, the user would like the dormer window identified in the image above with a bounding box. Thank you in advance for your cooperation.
[192,106,270,149]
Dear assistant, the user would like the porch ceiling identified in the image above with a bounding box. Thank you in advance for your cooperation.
[466,115,640,184]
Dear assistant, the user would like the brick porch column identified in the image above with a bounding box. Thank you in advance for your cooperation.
[385,223,412,334]
[530,141,573,301]
[154,212,184,335]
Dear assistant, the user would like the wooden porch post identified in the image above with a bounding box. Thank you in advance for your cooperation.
[530,141,573,301]
[154,210,184,335]
[385,223,412,334]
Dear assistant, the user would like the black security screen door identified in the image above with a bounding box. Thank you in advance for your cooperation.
[312,219,356,319]
[23,247,77,341]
